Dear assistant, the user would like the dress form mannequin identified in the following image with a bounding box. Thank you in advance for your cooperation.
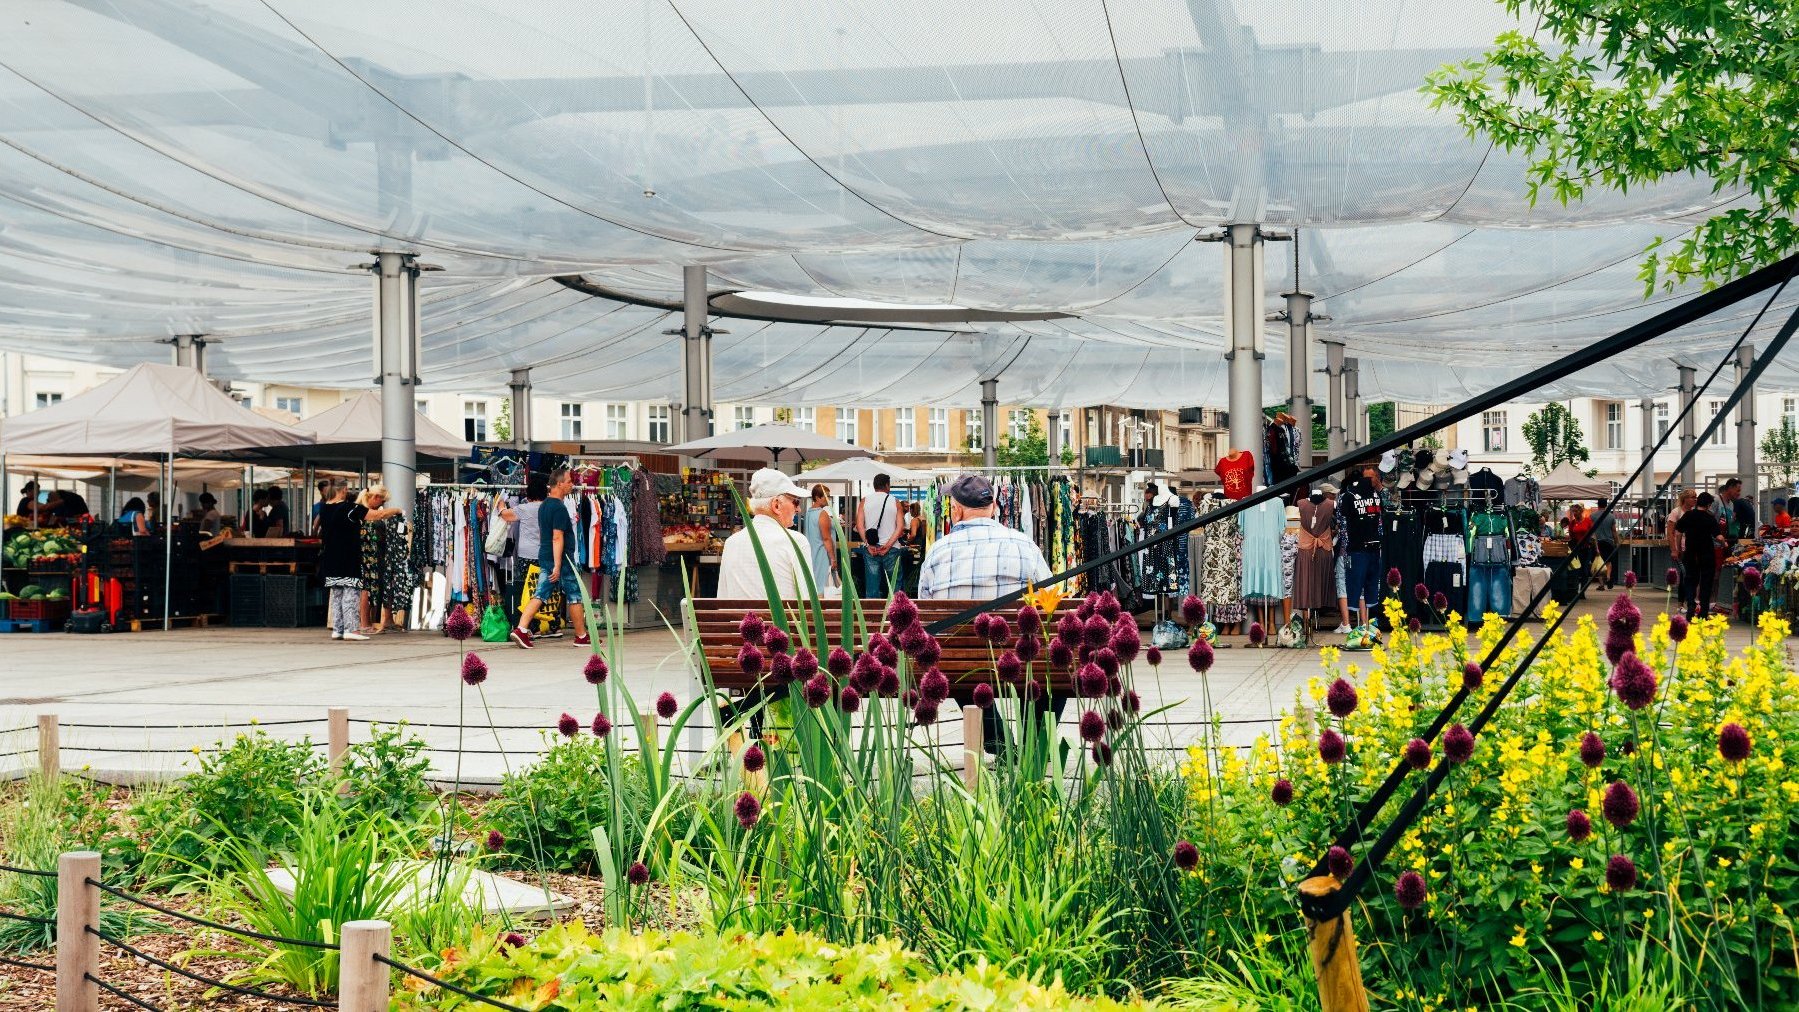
[1215,450,1256,501]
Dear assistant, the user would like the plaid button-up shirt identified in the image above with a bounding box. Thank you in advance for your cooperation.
[916,518,1053,601]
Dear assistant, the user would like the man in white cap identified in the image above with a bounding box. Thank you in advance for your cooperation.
[717,467,815,599]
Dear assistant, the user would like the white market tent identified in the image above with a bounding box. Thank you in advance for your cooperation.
[803,457,937,485]
[289,391,471,463]
[1538,461,1613,501]
[666,424,864,466]
[0,364,313,458]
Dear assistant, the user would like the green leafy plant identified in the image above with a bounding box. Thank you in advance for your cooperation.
[1521,402,1591,476]
[0,776,145,953]
[341,721,434,825]
[134,730,326,882]
[1761,418,1799,488]
[483,737,652,875]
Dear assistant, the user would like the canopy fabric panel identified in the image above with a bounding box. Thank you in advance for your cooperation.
[290,390,471,462]
[0,0,1778,409]
[1538,461,1613,500]
[0,362,315,456]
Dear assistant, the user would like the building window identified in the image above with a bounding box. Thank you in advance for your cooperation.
[559,402,582,440]
[603,404,629,440]
[1784,397,1797,432]
[416,398,429,415]
[835,408,858,446]
[1656,401,1669,441]
[965,410,982,450]
[1481,410,1507,453]
[34,392,62,408]
[1709,400,1728,445]
[928,408,948,451]
[1008,408,1030,441]
[895,408,916,450]
[274,396,303,415]
[734,406,756,430]
[647,404,671,443]
[463,400,488,442]
[1058,411,1073,452]
[1600,401,1623,450]
[792,407,815,432]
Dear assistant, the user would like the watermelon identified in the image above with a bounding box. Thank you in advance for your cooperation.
[18,584,42,600]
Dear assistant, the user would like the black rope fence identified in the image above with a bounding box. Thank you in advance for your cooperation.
[87,972,166,1011]
[0,951,54,972]
[88,879,340,951]
[88,926,337,1008]
[0,863,56,879]
[0,909,56,927]
[57,719,324,730]
[375,953,534,1012]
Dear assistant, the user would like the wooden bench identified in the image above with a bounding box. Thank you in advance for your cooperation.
[687,597,1084,703]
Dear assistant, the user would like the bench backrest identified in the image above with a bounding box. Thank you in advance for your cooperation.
[688,597,1081,697]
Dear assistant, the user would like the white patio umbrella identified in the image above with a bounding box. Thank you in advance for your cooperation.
[802,456,936,484]
[665,423,864,466]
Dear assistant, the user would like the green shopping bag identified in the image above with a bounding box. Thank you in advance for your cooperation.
[479,603,511,642]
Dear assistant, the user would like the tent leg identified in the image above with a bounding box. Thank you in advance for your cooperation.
[163,454,173,633]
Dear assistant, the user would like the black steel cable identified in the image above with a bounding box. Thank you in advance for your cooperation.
[922,250,1799,635]
[1301,290,1799,921]
[86,879,339,951]
[86,973,166,1011]
[0,864,56,879]
[88,927,336,1008]
[375,953,533,1012]
[57,719,323,730]
[0,910,55,927]
[0,952,54,972]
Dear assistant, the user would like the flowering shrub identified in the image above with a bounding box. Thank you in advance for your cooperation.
[1180,597,1799,1006]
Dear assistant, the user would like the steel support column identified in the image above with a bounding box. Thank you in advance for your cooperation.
[1284,291,1313,465]
[508,368,532,449]
[1224,223,1265,453]
[1639,397,1657,502]
[1046,410,1062,464]
[1343,357,1362,450]
[981,378,999,471]
[681,265,713,442]
[170,334,207,374]
[1737,344,1757,501]
[1322,337,1346,462]
[374,252,419,520]
[1678,365,1697,487]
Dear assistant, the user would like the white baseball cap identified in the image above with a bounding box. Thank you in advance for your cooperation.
[748,467,807,502]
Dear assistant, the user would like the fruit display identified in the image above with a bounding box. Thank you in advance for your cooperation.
[3,529,84,568]
[0,584,69,602]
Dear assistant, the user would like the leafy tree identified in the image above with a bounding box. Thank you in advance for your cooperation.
[1426,0,1799,292]
[1367,402,1396,443]
[492,400,512,443]
[1521,402,1591,474]
[1761,418,1799,487]
[996,413,1048,468]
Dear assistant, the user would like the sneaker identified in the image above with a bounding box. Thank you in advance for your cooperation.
[342,631,370,641]
[572,634,592,647]
[510,627,534,650]
[1332,625,1351,635]
[331,631,343,640]
[541,629,565,639]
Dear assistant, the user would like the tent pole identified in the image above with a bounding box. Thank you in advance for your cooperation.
[163,453,172,632]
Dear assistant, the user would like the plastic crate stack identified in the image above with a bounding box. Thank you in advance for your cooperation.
[108,532,204,622]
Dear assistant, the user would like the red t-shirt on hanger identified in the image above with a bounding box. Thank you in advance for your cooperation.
[1215,451,1256,501]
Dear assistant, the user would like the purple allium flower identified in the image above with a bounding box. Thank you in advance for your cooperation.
[972,683,995,709]
[1386,567,1403,590]
[1024,679,1044,701]
[838,685,862,714]
[582,654,609,685]
[1188,638,1215,674]
[737,644,765,677]
[625,861,650,886]
[485,829,505,852]
[971,613,995,643]
[877,667,900,696]
[986,613,1013,645]
[1248,622,1266,645]
[1566,809,1593,842]
[1606,854,1637,891]
[1076,596,1096,620]
[1719,722,1752,763]
[461,653,489,686]
[1173,840,1200,870]
[1394,871,1427,910]
[886,592,919,631]
[1106,710,1124,732]
[825,646,852,678]
[1319,728,1347,764]
[1607,595,1642,637]
[896,625,927,659]
[444,606,476,641]
[1076,662,1107,698]
[1017,604,1043,636]
[802,673,832,709]
[1084,615,1112,648]
[1056,613,1083,647]
[1049,639,1075,669]
[734,791,761,829]
[915,637,942,668]
[1623,571,1638,590]
[591,712,611,738]
[997,651,1024,682]
[1406,617,1422,634]
[556,713,579,738]
[1014,633,1041,663]
[1079,710,1106,742]
[1443,723,1475,764]
[902,689,920,709]
[1669,614,1689,642]
[1461,661,1484,691]
[1091,741,1114,766]
[1404,738,1432,770]
[655,692,678,720]
[1620,738,1637,757]
[1180,595,1207,625]
[1145,645,1162,667]
[920,668,951,703]
[1413,582,1430,603]
[742,743,766,773]
[1602,780,1640,828]
[1666,566,1680,586]
[500,932,528,951]
[1110,619,1141,663]
[914,701,940,726]
[1326,845,1354,880]
[1093,647,1120,678]
[1326,678,1359,718]
[793,647,820,681]
[738,613,767,646]
[1106,674,1122,696]
[1604,627,1636,666]
[1609,652,1657,710]
[1123,690,1141,714]
[1579,731,1606,768]
[1096,591,1123,622]
[1744,566,1764,594]
[764,627,791,656]
[1430,591,1449,613]
[767,652,794,686]
[1271,778,1294,806]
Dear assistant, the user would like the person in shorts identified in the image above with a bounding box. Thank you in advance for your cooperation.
[511,466,588,648]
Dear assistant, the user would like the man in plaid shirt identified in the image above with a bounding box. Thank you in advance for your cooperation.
[917,474,1052,601]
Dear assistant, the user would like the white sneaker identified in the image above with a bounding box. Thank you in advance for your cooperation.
[331,631,343,640]
[342,632,370,641]
[1332,625,1351,635]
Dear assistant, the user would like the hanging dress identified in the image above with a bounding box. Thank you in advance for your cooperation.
[1197,495,1247,623]
[1240,498,1287,600]
[1293,498,1336,610]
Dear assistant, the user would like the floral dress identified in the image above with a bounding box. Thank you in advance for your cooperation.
[1197,495,1246,623]
[362,515,417,613]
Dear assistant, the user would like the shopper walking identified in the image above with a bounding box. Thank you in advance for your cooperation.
[1676,491,1723,620]
[801,483,839,593]
[498,472,551,633]
[855,473,903,598]
[317,481,369,641]
[512,466,589,648]
[1591,499,1618,589]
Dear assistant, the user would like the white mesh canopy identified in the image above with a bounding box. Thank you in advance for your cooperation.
[0,0,1780,408]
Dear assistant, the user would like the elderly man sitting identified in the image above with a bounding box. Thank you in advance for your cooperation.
[917,474,1052,600]
[718,468,815,600]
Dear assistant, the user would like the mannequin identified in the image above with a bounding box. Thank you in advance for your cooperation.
[1294,488,1337,617]
[1196,489,1246,635]
[1137,483,1193,598]
[1240,486,1287,638]
[1215,450,1256,501]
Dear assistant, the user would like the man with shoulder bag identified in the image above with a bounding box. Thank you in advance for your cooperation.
[855,473,904,598]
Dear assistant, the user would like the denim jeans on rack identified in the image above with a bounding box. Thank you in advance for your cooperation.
[1466,563,1512,624]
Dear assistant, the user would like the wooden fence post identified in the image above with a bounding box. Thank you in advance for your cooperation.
[338,919,391,1012]
[328,707,350,787]
[640,711,658,758]
[1299,876,1370,1012]
[961,705,982,792]
[55,850,100,1012]
[38,714,59,781]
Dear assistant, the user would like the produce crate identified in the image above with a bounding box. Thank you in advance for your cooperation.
[229,574,266,627]
[260,575,310,628]
[8,598,71,625]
